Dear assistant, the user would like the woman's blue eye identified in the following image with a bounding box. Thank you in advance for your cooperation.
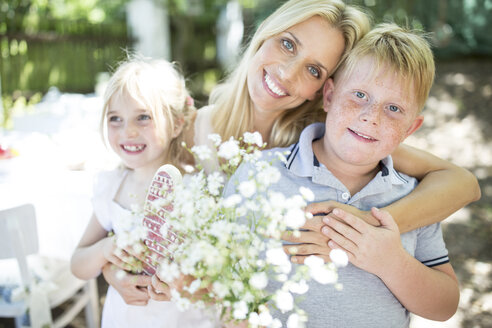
[282,39,294,51]
[308,66,320,78]
[355,91,366,99]
[388,105,400,113]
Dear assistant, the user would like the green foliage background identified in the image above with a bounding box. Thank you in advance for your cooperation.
[1,0,492,126]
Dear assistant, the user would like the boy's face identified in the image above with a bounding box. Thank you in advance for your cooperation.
[321,56,424,168]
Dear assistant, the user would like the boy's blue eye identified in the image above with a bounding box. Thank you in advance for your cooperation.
[282,39,294,51]
[355,91,366,99]
[388,105,400,113]
[308,66,320,78]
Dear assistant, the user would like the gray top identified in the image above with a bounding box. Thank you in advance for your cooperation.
[224,123,449,328]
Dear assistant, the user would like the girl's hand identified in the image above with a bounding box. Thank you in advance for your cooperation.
[148,274,171,301]
[322,208,405,276]
[102,263,151,306]
[102,236,147,273]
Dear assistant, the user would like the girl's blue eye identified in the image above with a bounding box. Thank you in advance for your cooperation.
[355,91,366,99]
[108,116,121,122]
[308,66,320,78]
[282,39,294,51]
[138,114,152,121]
[388,105,400,113]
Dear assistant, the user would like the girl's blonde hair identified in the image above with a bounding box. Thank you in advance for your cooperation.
[336,23,435,112]
[209,0,371,148]
[101,56,195,171]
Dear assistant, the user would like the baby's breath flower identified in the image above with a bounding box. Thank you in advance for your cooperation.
[233,300,248,320]
[207,133,222,146]
[238,180,256,198]
[275,290,294,313]
[191,145,212,161]
[288,280,309,295]
[223,194,242,208]
[287,313,305,328]
[243,131,264,147]
[249,271,268,290]
[283,207,306,229]
[299,186,315,202]
[330,249,349,267]
[218,137,240,160]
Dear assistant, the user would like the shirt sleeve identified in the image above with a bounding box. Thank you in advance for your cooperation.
[414,223,449,267]
[91,170,119,232]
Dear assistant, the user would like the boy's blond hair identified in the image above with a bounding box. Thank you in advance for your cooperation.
[336,23,435,112]
[210,0,370,148]
[101,56,195,171]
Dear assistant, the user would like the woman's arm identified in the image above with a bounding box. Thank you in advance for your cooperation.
[390,143,481,232]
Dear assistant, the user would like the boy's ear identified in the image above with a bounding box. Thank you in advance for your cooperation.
[404,115,424,139]
[322,78,335,112]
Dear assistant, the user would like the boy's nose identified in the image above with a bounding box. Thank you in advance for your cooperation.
[359,104,381,126]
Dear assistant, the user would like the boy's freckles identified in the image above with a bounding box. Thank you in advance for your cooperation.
[321,57,421,167]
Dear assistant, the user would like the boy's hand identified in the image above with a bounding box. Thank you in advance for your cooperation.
[322,207,405,275]
[102,263,151,306]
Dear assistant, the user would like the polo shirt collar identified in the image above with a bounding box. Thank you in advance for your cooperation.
[285,122,407,187]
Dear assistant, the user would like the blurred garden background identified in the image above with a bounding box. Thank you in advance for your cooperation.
[0,0,491,327]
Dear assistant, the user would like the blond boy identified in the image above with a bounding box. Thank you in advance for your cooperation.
[224,23,459,327]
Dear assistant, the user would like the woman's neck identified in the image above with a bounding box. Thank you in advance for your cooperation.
[252,108,283,144]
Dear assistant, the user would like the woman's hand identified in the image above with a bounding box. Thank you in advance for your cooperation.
[281,215,333,264]
[281,201,379,264]
[102,262,152,306]
[305,200,379,226]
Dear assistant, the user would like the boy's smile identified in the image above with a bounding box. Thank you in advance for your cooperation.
[317,56,424,173]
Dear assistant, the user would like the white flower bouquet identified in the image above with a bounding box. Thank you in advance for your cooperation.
[144,132,344,328]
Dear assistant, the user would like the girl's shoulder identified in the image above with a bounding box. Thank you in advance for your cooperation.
[93,167,129,196]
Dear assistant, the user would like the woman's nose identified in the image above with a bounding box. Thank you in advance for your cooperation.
[278,59,302,83]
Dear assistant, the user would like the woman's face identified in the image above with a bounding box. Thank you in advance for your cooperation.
[247,15,345,117]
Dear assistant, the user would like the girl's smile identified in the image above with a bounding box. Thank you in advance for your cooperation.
[107,90,171,174]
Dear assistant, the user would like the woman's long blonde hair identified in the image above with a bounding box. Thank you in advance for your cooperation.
[209,0,371,148]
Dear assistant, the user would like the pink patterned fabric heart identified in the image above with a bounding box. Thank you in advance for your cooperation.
[141,164,182,275]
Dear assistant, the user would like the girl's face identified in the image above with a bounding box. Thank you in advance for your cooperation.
[106,91,171,172]
[247,15,345,117]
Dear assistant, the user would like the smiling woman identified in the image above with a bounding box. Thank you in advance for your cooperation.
[246,16,345,137]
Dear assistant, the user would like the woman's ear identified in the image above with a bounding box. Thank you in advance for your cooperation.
[322,78,335,112]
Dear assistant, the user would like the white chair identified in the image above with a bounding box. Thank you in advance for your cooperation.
[0,204,100,328]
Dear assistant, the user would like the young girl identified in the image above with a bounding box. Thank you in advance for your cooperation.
[70,58,215,328]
